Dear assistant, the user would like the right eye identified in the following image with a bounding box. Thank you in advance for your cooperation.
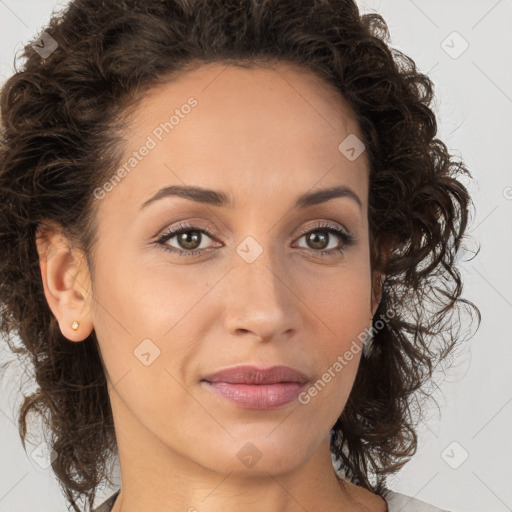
[155,223,222,257]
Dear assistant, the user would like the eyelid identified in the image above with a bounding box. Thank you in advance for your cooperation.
[295,220,350,238]
[154,219,350,243]
[150,215,224,240]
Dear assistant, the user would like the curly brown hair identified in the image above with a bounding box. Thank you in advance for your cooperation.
[0,0,480,510]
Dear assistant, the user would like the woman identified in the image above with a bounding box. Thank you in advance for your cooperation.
[0,1,480,511]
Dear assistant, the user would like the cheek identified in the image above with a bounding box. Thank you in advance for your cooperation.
[90,252,212,387]
[94,251,211,338]
[90,262,196,413]
[301,262,373,329]
[297,262,372,385]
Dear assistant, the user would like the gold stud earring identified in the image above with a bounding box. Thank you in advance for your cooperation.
[71,320,80,331]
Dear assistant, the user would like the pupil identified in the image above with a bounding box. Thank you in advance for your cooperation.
[180,231,200,250]
[308,231,328,250]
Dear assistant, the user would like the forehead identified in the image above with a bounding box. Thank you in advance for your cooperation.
[97,61,369,221]
[129,60,362,143]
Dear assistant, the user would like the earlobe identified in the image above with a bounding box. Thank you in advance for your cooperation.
[36,225,94,342]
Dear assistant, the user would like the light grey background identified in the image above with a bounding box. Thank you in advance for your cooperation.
[0,1,511,511]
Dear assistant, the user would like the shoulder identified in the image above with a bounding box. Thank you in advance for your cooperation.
[342,480,387,511]
[384,490,451,512]
[341,480,450,512]
[92,489,120,512]
[91,486,451,512]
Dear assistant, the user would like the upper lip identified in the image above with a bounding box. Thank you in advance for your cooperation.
[202,365,309,385]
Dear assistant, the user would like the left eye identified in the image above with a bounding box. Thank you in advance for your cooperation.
[293,223,356,256]
[296,228,344,251]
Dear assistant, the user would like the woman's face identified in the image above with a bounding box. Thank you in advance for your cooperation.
[85,62,381,479]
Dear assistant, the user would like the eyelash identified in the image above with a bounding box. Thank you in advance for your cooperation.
[154,221,356,258]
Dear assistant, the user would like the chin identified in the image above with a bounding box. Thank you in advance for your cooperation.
[194,436,313,477]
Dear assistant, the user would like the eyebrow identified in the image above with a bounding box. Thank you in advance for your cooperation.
[140,184,362,210]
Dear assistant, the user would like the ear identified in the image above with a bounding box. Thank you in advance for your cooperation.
[370,270,385,318]
[35,222,94,342]
[369,233,391,318]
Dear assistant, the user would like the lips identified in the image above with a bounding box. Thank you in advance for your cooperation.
[201,365,309,385]
[201,365,309,410]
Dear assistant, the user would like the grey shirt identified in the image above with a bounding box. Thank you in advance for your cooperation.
[93,488,450,511]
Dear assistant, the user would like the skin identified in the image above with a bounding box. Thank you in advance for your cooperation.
[36,61,387,512]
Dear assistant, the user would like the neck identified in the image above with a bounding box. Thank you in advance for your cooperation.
[109,442,374,512]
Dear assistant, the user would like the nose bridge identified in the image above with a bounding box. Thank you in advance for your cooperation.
[223,232,296,339]
[236,234,287,305]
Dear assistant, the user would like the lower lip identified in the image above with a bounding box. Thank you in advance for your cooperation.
[202,381,307,409]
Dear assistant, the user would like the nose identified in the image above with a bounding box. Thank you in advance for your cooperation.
[222,243,301,343]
